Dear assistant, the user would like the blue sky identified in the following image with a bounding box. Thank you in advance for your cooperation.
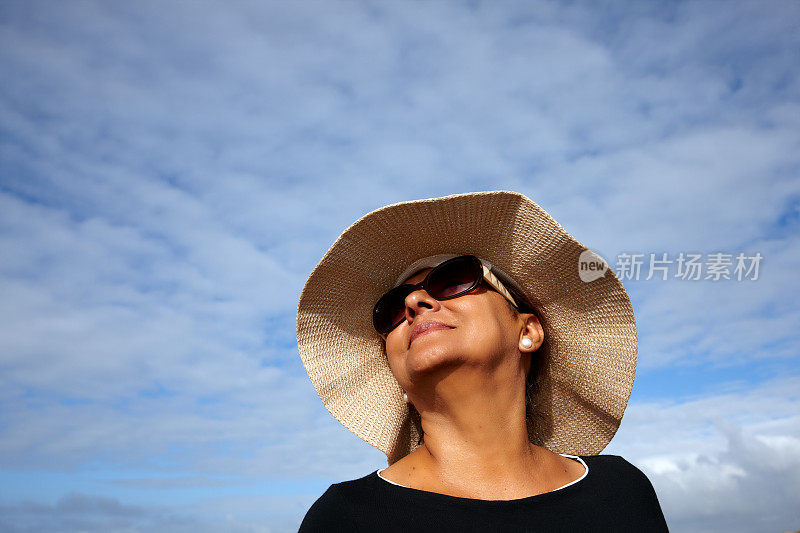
[1,1,799,531]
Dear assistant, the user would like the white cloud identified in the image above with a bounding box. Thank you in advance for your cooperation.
[609,377,800,532]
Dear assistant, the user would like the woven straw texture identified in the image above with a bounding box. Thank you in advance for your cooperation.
[296,191,637,465]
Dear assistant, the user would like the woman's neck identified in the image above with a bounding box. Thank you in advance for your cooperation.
[403,368,558,498]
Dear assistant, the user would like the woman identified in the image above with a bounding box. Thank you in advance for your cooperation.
[296,191,668,532]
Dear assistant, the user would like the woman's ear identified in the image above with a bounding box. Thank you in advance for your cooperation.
[519,313,544,352]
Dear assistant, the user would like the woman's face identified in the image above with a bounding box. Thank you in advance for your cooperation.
[383,267,536,394]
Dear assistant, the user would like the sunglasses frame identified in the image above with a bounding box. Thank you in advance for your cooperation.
[372,255,485,336]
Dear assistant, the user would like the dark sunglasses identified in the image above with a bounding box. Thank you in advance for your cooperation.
[372,255,485,336]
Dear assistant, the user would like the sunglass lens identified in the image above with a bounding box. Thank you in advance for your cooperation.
[428,256,481,299]
[373,285,414,334]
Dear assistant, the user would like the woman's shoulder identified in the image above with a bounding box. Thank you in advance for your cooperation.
[580,453,638,468]
[580,453,655,484]
[298,472,378,532]
[577,454,669,530]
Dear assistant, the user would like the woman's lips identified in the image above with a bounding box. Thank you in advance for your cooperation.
[409,320,454,347]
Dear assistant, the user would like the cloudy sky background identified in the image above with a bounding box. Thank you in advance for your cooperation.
[1,1,799,531]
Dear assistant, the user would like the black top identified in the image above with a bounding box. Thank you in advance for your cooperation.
[299,454,669,532]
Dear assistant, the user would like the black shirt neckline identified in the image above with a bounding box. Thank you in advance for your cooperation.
[371,454,589,507]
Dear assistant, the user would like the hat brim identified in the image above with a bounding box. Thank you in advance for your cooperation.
[296,191,637,465]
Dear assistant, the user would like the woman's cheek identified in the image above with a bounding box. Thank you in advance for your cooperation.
[384,341,409,383]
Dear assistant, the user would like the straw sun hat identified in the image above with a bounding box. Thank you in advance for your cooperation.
[296,191,637,465]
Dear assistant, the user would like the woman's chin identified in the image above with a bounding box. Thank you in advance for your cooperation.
[405,343,463,380]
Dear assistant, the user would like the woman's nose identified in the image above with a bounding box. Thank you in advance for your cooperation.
[404,289,441,323]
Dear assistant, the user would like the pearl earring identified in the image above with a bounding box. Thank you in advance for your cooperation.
[521,337,533,348]
[403,392,409,402]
